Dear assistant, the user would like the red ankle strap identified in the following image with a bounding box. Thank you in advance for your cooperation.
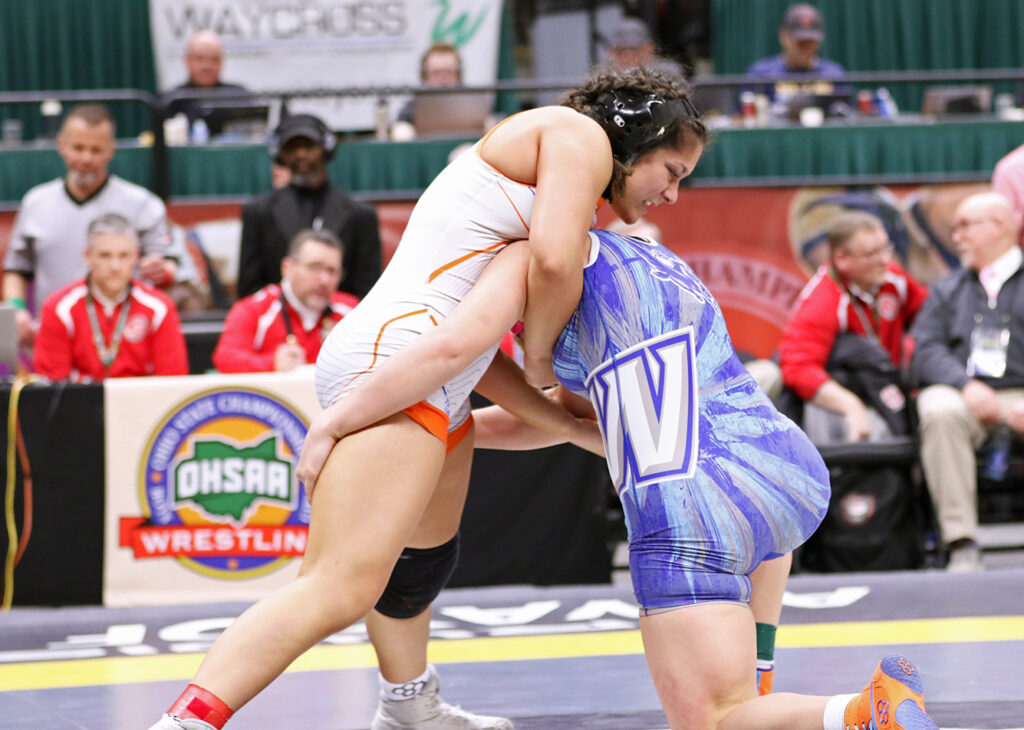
[167,684,234,728]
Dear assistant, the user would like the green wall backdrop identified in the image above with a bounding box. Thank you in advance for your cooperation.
[0,0,518,141]
[0,0,157,139]
[711,0,1024,109]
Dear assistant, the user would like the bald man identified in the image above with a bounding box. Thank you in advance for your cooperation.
[910,192,1024,572]
[160,30,248,137]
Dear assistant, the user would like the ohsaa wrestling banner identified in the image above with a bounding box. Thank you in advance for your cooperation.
[149,0,505,130]
[104,371,321,607]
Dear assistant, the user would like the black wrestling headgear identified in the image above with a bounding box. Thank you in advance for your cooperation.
[585,90,699,168]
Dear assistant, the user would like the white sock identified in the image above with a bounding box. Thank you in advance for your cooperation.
[380,666,432,702]
[822,693,858,730]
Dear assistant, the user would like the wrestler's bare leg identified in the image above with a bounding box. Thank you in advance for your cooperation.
[189,413,446,710]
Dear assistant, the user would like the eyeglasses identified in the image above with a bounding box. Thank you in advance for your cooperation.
[953,217,994,232]
[845,242,893,261]
[295,260,340,277]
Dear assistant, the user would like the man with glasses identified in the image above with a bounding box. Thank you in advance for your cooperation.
[213,229,358,373]
[779,211,928,442]
[911,192,1024,572]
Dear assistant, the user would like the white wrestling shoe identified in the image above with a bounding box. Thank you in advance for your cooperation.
[147,715,217,730]
[371,665,513,729]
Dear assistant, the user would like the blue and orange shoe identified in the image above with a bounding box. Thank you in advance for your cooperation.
[843,655,938,730]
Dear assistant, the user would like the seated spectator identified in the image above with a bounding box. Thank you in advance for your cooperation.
[238,113,381,299]
[743,4,848,107]
[2,103,180,350]
[910,192,1024,573]
[603,16,684,76]
[33,214,188,382]
[779,211,928,442]
[992,141,1024,245]
[160,29,249,138]
[213,229,357,373]
[392,42,464,141]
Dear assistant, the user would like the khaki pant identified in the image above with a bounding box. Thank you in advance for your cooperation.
[916,384,1024,544]
[744,359,783,401]
[801,402,896,445]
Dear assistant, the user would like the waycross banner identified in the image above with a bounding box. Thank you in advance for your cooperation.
[104,371,321,606]
[149,0,505,130]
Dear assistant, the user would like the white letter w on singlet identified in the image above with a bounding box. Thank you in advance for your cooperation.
[586,327,699,493]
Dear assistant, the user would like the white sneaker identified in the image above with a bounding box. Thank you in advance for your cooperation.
[947,541,983,573]
[147,715,217,730]
[371,665,513,729]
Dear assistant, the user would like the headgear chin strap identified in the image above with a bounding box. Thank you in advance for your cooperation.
[586,90,699,170]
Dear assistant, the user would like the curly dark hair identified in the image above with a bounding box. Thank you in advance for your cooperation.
[561,65,707,199]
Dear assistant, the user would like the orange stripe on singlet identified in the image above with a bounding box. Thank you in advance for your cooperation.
[428,241,509,283]
[496,180,531,232]
[421,113,539,286]
[345,308,429,387]
[476,111,537,188]
[427,121,541,285]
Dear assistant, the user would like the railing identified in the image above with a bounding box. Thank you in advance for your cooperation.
[2,67,1023,198]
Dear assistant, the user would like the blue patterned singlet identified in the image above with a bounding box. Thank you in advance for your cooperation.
[553,230,829,612]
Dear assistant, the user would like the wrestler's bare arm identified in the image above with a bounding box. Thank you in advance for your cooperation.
[524,115,611,386]
[473,351,604,456]
[296,243,531,488]
[322,246,526,425]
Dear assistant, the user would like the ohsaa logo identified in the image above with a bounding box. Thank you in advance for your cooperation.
[119,387,310,579]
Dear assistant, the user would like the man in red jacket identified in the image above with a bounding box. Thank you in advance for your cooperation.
[779,210,928,441]
[213,229,358,373]
[34,213,188,382]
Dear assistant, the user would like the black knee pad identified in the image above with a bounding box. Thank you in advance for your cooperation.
[375,533,460,619]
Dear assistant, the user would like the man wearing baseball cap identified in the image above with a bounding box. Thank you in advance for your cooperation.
[743,3,847,104]
[237,113,382,300]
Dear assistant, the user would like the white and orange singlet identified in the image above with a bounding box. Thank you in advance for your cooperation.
[315,140,536,444]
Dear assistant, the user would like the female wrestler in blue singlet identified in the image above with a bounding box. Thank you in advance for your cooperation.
[552,229,830,613]
[552,231,939,730]
[273,229,940,730]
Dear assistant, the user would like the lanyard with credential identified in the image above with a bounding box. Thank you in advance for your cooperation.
[279,289,333,345]
[86,285,133,372]
[848,296,880,345]
[279,289,298,345]
[831,267,880,345]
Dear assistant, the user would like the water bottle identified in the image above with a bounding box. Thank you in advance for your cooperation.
[982,423,1011,482]
[996,93,1016,120]
[190,118,210,145]
[874,88,898,118]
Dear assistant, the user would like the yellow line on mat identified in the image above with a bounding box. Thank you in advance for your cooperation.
[2,614,1022,692]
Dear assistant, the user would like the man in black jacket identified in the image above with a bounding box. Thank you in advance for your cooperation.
[237,114,382,299]
[160,30,249,138]
[911,192,1024,572]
